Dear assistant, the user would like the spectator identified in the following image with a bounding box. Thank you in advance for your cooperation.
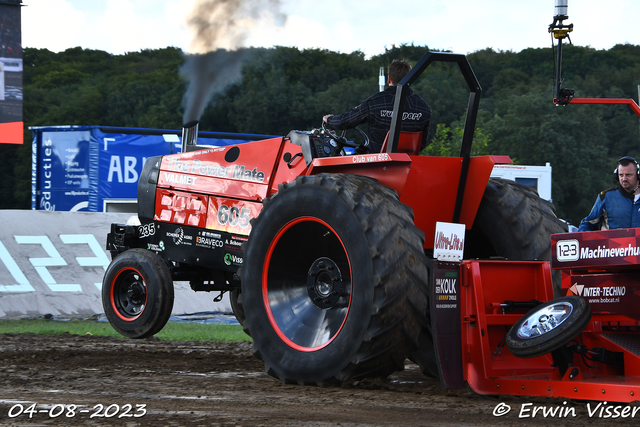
[579,156,640,231]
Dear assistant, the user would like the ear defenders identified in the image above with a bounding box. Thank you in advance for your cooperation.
[614,155,640,180]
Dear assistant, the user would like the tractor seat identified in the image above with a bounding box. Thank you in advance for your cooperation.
[380,130,423,155]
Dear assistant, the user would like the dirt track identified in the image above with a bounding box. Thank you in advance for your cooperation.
[0,333,636,426]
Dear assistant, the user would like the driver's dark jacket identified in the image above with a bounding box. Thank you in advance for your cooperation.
[327,86,431,153]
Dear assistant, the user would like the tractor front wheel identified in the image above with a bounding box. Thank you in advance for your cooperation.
[102,248,174,338]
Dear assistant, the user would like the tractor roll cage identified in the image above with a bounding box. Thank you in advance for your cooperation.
[387,52,482,223]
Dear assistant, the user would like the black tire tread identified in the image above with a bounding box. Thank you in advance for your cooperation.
[472,178,567,262]
[102,248,174,339]
[229,288,245,327]
[239,173,429,385]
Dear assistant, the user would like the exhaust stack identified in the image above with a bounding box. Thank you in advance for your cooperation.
[181,120,199,153]
[554,0,568,19]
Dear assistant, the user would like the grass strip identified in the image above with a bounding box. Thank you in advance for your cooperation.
[0,319,250,343]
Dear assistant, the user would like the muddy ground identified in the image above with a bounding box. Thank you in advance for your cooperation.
[0,333,637,427]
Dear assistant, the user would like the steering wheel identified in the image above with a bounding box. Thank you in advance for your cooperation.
[321,122,370,154]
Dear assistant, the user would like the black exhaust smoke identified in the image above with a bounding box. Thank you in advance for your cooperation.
[180,0,286,125]
[180,50,249,125]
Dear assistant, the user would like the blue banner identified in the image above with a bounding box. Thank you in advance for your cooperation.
[91,129,170,212]
[35,129,92,211]
[31,126,275,212]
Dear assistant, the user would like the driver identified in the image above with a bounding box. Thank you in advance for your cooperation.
[322,59,432,153]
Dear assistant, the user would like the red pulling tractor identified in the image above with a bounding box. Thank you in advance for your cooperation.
[101,3,640,402]
[103,49,564,385]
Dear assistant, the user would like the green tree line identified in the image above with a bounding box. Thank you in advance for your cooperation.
[2,43,640,224]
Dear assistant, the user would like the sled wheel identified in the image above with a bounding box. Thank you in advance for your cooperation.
[240,173,429,385]
[506,296,591,358]
[102,248,174,339]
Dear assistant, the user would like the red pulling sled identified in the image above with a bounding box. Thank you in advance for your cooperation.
[434,227,640,403]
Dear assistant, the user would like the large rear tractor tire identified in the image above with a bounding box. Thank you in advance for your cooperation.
[465,178,568,277]
[409,178,568,378]
[229,288,246,327]
[238,173,429,385]
[102,248,174,339]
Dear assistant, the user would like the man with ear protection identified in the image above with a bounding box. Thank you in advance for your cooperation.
[579,156,640,231]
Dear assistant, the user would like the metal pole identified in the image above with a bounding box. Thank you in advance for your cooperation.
[0,62,4,102]
[555,37,563,101]
[549,0,573,105]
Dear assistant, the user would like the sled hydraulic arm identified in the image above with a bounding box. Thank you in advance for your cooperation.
[549,0,640,117]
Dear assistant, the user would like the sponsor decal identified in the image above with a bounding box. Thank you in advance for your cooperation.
[162,172,197,186]
[147,242,164,252]
[434,231,464,252]
[165,158,265,183]
[379,110,423,120]
[435,303,457,309]
[231,165,265,182]
[224,253,243,266]
[433,222,465,261]
[435,277,457,294]
[435,271,458,308]
[557,238,640,262]
[352,153,390,163]
[567,283,584,296]
[569,283,626,297]
[201,231,221,239]
[166,228,193,246]
[225,236,247,251]
[196,230,224,249]
[226,239,243,248]
[567,282,626,304]
[556,239,579,262]
[584,286,625,297]
[435,278,458,301]
[580,244,640,259]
